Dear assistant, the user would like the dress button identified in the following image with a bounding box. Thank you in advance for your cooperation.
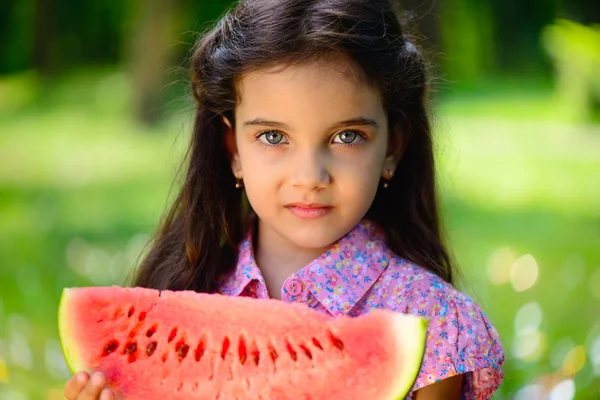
[286,279,303,296]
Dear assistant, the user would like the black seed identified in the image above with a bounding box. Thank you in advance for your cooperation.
[176,341,190,360]
[125,342,137,354]
[124,342,138,363]
[146,341,157,357]
[102,340,119,356]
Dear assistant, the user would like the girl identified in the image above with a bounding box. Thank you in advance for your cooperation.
[64,0,504,398]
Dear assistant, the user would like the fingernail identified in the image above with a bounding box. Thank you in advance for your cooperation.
[100,389,112,400]
[76,371,88,384]
[91,372,105,387]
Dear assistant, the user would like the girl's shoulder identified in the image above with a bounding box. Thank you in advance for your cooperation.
[375,258,505,399]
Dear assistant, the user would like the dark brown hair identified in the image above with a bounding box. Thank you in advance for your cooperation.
[133,0,454,292]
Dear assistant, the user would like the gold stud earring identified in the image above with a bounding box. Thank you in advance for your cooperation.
[382,169,392,188]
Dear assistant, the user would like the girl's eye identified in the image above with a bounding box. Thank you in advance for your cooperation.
[258,130,287,145]
[333,130,364,145]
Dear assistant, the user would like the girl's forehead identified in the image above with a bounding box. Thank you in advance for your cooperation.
[235,59,383,115]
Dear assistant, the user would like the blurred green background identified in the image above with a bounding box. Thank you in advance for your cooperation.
[1,0,599,399]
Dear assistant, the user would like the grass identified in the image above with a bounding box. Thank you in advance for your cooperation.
[0,71,599,399]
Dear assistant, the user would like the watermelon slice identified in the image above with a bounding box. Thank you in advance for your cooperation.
[59,286,427,399]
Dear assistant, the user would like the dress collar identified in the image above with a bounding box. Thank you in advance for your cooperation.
[217,219,391,315]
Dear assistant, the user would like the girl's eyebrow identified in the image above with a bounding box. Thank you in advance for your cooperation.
[243,117,379,131]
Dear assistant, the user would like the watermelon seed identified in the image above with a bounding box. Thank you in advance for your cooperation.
[127,306,135,318]
[285,342,298,362]
[238,336,247,365]
[124,342,138,363]
[268,345,278,363]
[146,341,157,357]
[125,342,137,354]
[311,337,323,350]
[161,353,168,363]
[102,340,119,356]
[168,327,178,343]
[299,344,313,360]
[221,337,230,359]
[194,339,206,362]
[138,311,146,322]
[328,331,345,352]
[252,351,260,366]
[176,341,190,361]
[146,326,157,337]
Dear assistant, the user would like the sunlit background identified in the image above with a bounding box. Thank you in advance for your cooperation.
[0,0,599,399]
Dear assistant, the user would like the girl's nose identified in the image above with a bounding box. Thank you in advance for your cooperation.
[289,149,330,191]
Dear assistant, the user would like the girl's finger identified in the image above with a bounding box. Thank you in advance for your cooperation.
[100,388,115,400]
[64,371,89,400]
[78,372,107,399]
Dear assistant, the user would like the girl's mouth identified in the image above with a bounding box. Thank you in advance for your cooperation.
[285,203,333,219]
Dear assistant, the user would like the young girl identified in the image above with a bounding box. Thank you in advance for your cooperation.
[64,0,504,398]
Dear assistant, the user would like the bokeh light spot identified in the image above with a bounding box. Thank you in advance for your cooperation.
[510,254,539,292]
[45,339,71,379]
[9,332,32,371]
[548,379,575,400]
[514,301,543,333]
[487,247,516,285]
[0,354,9,383]
[512,329,547,362]
[589,335,600,376]
[551,338,576,370]
[562,345,586,376]
[513,384,542,400]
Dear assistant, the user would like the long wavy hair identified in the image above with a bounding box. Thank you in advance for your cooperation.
[133,0,454,292]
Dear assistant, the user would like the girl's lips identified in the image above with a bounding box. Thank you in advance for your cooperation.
[285,204,332,219]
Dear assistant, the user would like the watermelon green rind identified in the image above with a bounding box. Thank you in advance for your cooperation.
[58,288,84,374]
[388,313,428,399]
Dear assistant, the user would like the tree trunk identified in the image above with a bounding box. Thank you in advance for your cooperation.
[128,0,182,126]
[31,0,57,76]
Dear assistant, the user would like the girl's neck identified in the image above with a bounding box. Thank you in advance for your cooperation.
[254,221,329,300]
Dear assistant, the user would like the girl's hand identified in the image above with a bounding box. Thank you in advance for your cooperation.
[64,371,115,400]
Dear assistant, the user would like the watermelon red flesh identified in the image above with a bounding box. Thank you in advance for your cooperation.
[59,286,427,400]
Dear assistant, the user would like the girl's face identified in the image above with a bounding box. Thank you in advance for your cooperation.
[226,59,399,251]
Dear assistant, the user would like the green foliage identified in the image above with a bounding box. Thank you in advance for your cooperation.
[0,74,599,398]
[542,20,600,123]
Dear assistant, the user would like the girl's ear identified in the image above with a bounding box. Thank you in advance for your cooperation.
[382,124,409,179]
[222,116,242,179]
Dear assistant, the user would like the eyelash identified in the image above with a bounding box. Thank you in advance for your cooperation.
[254,129,367,148]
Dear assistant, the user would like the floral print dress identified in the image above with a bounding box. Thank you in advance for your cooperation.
[218,220,505,399]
